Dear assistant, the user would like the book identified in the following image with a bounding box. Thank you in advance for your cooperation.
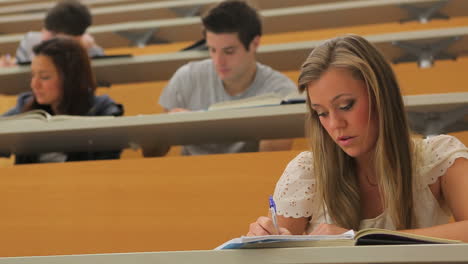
[0,109,114,122]
[207,92,306,111]
[17,54,133,66]
[215,228,461,250]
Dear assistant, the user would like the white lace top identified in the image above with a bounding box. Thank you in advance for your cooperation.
[273,135,468,233]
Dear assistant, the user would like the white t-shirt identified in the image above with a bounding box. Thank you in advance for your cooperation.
[273,135,468,232]
[159,59,297,155]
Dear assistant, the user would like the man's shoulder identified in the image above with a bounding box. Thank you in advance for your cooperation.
[256,62,291,81]
[255,62,296,91]
[21,32,42,45]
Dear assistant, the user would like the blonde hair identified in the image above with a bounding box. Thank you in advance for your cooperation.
[298,34,414,230]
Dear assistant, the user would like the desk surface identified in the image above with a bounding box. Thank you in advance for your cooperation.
[0,92,466,155]
[1,244,468,264]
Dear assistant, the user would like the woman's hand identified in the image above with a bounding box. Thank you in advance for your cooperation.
[247,216,292,236]
[308,223,349,235]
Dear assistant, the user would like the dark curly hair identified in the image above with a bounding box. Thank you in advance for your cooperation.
[44,0,92,36]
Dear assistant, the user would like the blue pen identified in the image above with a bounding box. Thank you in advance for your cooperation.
[269,195,280,234]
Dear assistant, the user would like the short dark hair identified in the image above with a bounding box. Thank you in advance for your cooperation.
[31,38,96,115]
[202,0,262,50]
[44,0,92,36]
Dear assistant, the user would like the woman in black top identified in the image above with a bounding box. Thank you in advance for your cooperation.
[4,37,124,164]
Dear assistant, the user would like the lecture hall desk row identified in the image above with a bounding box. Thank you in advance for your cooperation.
[0,1,466,258]
[0,150,300,257]
[0,10,466,158]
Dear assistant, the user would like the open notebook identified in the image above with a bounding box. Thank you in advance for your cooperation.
[17,54,132,66]
[0,109,114,122]
[215,228,461,250]
[208,92,306,111]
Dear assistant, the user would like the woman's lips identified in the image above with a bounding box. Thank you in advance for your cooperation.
[337,136,355,147]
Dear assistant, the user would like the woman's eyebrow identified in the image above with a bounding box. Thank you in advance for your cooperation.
[310,93,353,107]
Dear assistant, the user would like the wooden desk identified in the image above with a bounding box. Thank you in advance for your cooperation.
[0,150,300,257]
[0,103,307,155]
[0,0,163,8]
[1,244,468,263]
[0,0,467,53]
[90,0,468,48]
[0,92,465,156]
[0,0,341,17]
[2,26,468,95]
[0,0,334,36]
[0,0,159,16]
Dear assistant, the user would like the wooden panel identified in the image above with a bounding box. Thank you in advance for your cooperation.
[0,150,300,257]
[95,81,167,116]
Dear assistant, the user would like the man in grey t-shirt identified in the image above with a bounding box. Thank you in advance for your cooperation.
[149,0,297,156]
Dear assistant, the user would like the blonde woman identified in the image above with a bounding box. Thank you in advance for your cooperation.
[247,34,468,241]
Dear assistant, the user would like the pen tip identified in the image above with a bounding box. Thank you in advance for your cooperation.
[269,195,275,207]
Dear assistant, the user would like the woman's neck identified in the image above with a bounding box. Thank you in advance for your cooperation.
[356,152,377,187]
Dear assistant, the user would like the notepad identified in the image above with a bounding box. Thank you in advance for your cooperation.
[17,54,133,66]
[215,228,461,250]
[208,92,306,111]
[0,109,114,122]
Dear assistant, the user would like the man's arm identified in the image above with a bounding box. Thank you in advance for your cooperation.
[142,108,190,157]
[144,64,192,157]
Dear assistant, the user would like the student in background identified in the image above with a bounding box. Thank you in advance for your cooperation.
[247,35,468,241]
[148,0,296,156]
[0,0,103,66]
[3,38,123,164]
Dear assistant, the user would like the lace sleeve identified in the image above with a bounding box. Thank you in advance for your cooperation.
[419,135,468,186]
[273,151,315,218]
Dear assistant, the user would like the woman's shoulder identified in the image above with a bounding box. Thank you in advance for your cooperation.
[274,151,315,217]
[285,151,313,175]
[418,135,467,162]
[89,95,124,117]
[415,135,468,185]
[276,151,314,185]
[17,91,33,104]
[3,92,33,116]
